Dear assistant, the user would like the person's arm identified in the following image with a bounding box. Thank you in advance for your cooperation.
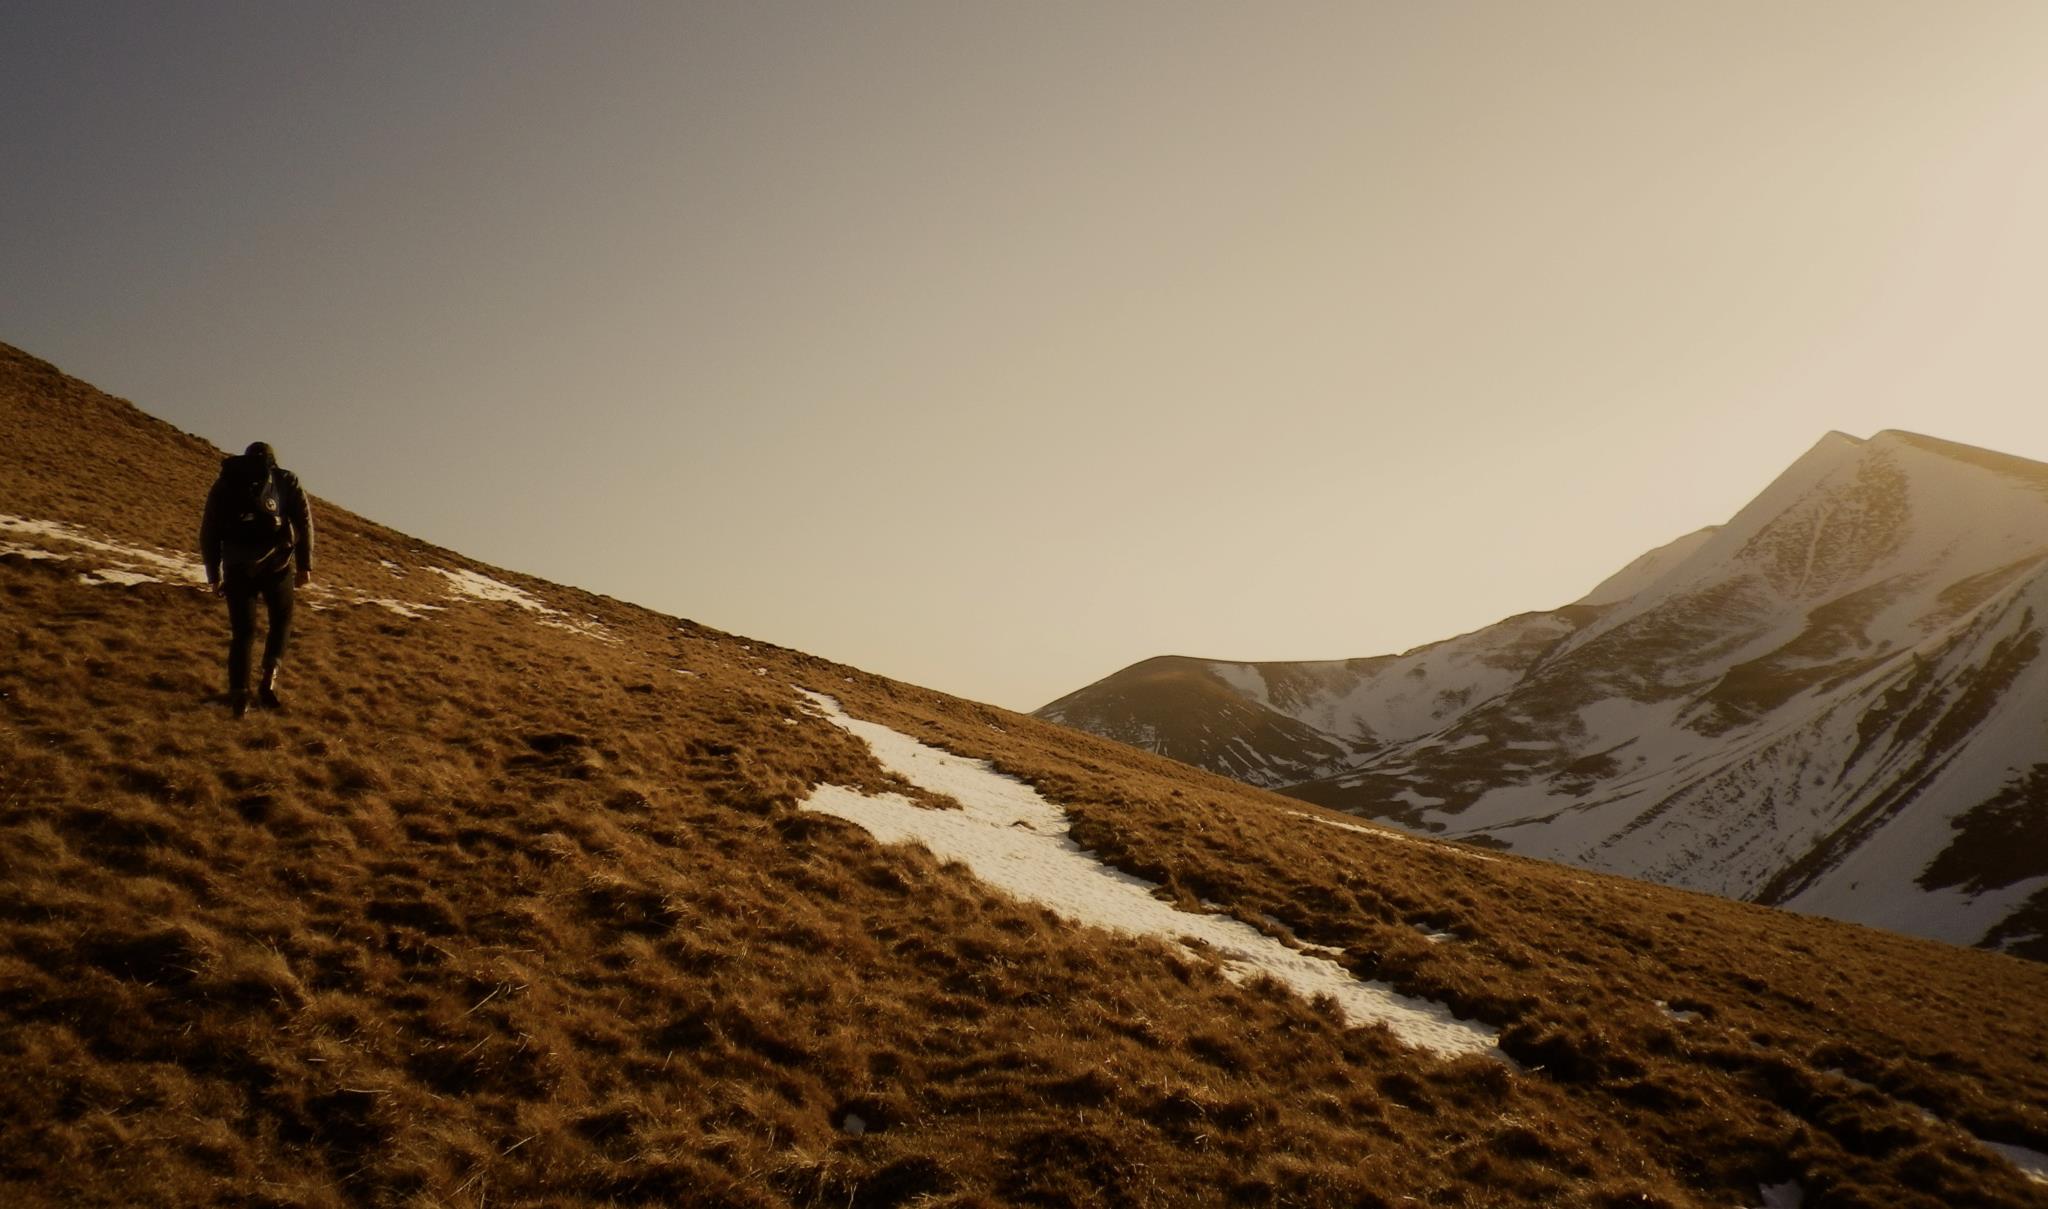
[286,472,314,582]
[199,481,224,588]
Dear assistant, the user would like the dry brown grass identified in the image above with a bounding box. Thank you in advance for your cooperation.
[839,682,2048,1204]
[4,342,2048,1207]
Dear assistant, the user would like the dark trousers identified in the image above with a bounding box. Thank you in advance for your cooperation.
[224,565,295,694]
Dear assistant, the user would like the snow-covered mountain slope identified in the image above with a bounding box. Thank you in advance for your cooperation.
[1034,655,1360,788]
[1039,431,2048,959]
[1036,609,1604,785]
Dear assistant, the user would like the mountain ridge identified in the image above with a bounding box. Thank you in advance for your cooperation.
[1037,426,2048,961]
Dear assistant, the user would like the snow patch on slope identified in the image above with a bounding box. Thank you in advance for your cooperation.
[1286,811,1496,864]
[432,567,552,611]
[796,691,1498,1059]
[1,514,206,583]
[431,567,615,641]
[1208,662,1269,702]
[358,598,442,620]
[1981,1140,2048,1186]
[78,568,163,587]
[0,514,617,643]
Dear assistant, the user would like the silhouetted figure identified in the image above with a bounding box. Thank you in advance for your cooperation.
[200,441,313,717]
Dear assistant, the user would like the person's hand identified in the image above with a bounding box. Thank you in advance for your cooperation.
[210,580,224,597]
[295,569,312,588]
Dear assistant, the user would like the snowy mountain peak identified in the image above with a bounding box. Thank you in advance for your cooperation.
[1041,431,2048,959]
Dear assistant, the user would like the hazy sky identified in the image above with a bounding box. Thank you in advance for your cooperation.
[6,2,2048,710]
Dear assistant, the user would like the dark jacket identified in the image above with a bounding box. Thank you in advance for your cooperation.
[200,457,314,584]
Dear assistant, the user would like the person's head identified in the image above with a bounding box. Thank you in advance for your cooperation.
[244,441,276,467]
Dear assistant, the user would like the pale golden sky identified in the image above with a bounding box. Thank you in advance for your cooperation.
[6,2,2048,709]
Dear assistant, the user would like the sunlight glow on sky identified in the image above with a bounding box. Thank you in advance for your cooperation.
[6,2,2048,710]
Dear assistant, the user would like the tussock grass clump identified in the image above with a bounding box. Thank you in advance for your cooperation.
[4,342,2047,1206]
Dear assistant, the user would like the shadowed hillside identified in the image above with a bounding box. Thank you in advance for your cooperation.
[4,342,2047,1207]
[1033,655,1362,788]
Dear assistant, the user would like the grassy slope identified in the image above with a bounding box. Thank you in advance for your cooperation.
[3,343,2045,1208]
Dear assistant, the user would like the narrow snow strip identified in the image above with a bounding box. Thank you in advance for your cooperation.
[430,567,553,611]
[0,515,206,583]
[429,567,614,640]
[356,598,440,620]
[0,542,64,561]
[79,569,160,587]
[1286,810,1497,863]
[537,615,619,644]
[796,691,1498,1060]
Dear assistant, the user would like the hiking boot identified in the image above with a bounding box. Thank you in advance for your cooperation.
[229,691,250,719]
[258,666,283,711]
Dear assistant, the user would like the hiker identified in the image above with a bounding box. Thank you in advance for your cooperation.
[200,441,314,717]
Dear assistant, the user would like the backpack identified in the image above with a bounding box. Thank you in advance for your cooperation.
[217,454,291,570]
